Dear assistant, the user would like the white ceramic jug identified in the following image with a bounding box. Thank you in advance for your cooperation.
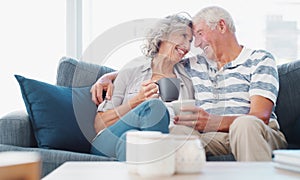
[174,135,206,174]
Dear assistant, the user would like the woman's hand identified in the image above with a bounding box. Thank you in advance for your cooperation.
[139,80,159,100]
[94,80,159,133]
[128,80,159,108]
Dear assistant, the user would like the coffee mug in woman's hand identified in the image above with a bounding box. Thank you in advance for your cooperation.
[155,78,180,102]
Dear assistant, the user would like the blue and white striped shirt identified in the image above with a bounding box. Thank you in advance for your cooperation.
[183,47,279,127]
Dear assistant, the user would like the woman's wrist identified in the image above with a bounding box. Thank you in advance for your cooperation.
[128,96,144,109]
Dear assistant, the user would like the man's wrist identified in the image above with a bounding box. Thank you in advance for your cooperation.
[108,71,118,81]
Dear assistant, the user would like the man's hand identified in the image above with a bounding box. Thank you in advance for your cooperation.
[173,106,220,132]
[173,106,208,130]
[90,80,113,105]
[174,106,236,132]
[90,71,118,105]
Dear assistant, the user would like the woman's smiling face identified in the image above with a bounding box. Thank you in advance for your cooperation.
[158,26,193,62]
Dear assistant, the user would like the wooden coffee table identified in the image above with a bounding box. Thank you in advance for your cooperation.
[43,161,300,180]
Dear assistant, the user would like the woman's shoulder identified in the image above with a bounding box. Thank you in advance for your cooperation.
[117,56,150,76]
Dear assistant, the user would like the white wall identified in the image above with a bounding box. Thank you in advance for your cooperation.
[82,0,300,69]
[83,0,300,67]
[0,1,66,117]
[1,0,299,117]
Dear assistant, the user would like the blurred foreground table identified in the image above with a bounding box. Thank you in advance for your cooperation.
[43,161,300,180]
[0,151,41,180]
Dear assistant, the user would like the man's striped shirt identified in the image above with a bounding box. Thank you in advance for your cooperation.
[182,47,279,127]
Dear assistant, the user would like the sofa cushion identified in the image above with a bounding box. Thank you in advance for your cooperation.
[0,110,36,147]
[56,56,116,87]
[0,144,116,177]
[276,60,300,148]
[14,75,98,153]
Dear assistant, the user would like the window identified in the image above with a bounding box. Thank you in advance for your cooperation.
[2,0,299,117]
[0,0,66,117]
[82,0,299,69]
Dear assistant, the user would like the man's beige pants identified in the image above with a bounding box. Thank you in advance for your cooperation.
[170,115,287,161]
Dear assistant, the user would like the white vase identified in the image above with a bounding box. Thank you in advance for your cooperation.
[136,132,175,178]
[174,135,206,174]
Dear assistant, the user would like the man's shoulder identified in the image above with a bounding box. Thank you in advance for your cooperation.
[249,49,275,61]
[179,55,207,67]
[239,47,276,69]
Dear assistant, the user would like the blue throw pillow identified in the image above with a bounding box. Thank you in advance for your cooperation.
[15,75,97,153]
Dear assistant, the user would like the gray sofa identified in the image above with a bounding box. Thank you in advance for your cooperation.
[1,57,300,177]
[0,57,117,177]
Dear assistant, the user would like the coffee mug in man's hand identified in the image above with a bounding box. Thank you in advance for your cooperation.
[171,99,196,115]
[155,78,180,102]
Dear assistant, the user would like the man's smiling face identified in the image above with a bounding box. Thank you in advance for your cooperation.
[193,19,218,60]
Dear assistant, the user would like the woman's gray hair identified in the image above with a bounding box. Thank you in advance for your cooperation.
[193,6,236,33]
[142,13,192,58]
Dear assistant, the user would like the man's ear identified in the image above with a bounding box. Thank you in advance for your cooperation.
[218,19,226,33]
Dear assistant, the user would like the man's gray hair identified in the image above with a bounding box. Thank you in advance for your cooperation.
[193,6,236,33]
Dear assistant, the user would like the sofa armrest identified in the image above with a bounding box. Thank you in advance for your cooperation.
[56,56,116,87]
[0,110,37,147]
[276,60,300,148]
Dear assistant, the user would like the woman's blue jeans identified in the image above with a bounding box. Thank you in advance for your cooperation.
[90,99,170,161]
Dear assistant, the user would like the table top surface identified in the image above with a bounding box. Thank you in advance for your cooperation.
[43,161,300,180]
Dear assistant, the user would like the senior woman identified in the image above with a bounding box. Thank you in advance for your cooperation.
[90,14,194,161]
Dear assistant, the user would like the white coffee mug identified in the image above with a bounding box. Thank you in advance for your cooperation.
[136,132,175,178]
[171,99,196,116]
[173,135,206,174]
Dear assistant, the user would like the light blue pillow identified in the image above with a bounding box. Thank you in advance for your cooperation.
[15,75,97,153]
